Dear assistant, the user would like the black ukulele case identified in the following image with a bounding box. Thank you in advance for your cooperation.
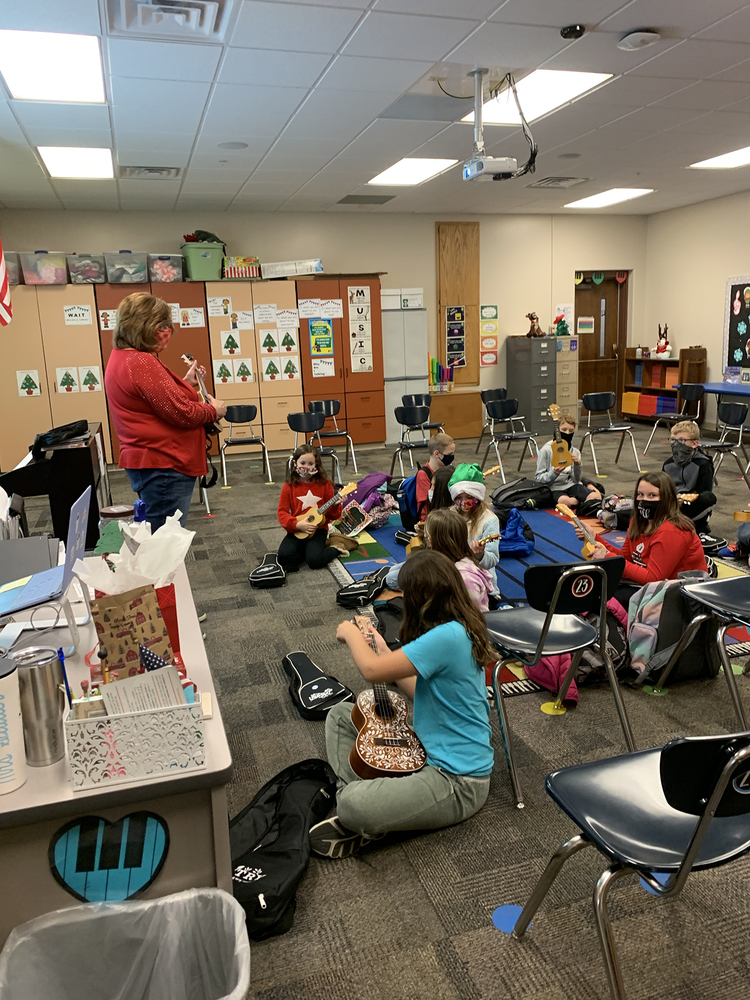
[282,651,354,719]
[249,553,286,588]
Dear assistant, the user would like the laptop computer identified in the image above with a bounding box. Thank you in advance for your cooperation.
[0,486,91,616]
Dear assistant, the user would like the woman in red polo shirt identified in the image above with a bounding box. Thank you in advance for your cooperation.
[105,292,226,530]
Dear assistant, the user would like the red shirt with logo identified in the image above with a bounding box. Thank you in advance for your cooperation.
[600,520,706,585]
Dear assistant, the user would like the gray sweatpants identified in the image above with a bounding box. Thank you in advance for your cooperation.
[326,701,491,838]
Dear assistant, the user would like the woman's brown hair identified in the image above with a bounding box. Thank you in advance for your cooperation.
[113,292,172,352]
[425,507,475,564]
[286,443,330,485]
[397,549,495,667]
[628,470,695,540]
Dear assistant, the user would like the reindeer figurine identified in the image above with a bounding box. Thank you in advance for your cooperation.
[525,312,544,338]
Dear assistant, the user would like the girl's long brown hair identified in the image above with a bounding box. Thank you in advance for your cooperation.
[430,466,455,510]
[286,444,330,486]
[397,549,495,667]
[628,470,695,540]
[425,507,477,564]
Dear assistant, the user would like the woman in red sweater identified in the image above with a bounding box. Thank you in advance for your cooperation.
[576,471,706,607]
[105,293,226,530]
[277,445,342,570]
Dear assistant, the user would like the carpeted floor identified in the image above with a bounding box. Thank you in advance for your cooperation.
[25,423,750,999]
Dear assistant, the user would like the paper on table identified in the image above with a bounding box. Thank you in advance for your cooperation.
[0,576,30,594]
[100,665,187,716]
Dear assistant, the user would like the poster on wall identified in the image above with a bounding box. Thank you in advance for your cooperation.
[480,304,498,320]
[262,357,282,381]
[282,356,301,380]
[577,316,595,335]
[233,358,254,383]
[63,304,93,326]
[312,358,336,378]
[480,351,498,367]
[724,276,750,369]
[56,367,80,393]
[446,305,466,368]
[254,303,277,325]
[348,285,370,306]
[213,360,234,384]
[350,319,373,373]
[232,310,254,330]
[309,318,333,355]
[260,330,280,354]
[99,309,115,331]
[221,331,242,356]
[278,329,299,353]
[298,298,322,319]
[78,366,102,391]
[17,370,41,396]
[320,298,344,318]
[207,296,232,318]
[169,303,180,324]
[180,307,204,328]
[275,307,299,327]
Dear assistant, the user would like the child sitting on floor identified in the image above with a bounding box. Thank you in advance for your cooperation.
[424,508,494,611]
[661,419,717,538]
[415,433,455,522]
[448,464,500,590]
[276,444,343,571]
[535,412,601,511]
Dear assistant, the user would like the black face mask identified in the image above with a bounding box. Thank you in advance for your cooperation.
[670,439,695,466]
[561,432,574,447]
[637,499,659,520]
[439,452,455,466]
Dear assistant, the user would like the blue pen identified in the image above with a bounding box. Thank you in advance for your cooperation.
[58,647,72,709]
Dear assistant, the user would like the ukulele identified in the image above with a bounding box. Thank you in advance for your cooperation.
[349,616,427,780]
[677,493,699,504]
[547,404,572,469]
[182,352,221,435]
[406,530,503,557]
[556,503,598,560]
[294,482,357,538]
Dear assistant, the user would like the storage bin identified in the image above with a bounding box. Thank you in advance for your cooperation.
[638,394,659,416]
[223,255,260,279]
[621,391,641,414]
[104,250,148,284]
[261,258,324,279]
[4,252,21,284]
[19,251,67,284]
[148,254,184,282]
[66,253,106,283]
[181,241,224,280]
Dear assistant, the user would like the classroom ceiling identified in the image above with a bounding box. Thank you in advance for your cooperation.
[3,0,750,215]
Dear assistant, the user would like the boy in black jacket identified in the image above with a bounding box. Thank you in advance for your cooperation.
[662,420,716,537]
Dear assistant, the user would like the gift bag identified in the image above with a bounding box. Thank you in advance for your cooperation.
[91,585,173,682]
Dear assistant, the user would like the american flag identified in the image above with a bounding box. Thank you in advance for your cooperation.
[0,232,12,326]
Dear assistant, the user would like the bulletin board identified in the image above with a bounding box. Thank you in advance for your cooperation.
[723,275,750,370]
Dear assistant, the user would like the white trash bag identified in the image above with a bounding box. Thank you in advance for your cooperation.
[0,889,250,1000]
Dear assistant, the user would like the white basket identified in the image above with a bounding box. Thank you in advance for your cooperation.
[65,703,205,791]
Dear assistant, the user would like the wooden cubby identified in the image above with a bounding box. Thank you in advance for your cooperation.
[619,346,707,423]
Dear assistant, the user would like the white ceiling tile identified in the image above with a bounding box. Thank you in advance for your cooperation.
[61,199,119,210]
[375,0,498,16]
[283,88,398,138]
[651,79,750,111]
[51,178,117,197]
[230,195,287,210]
[0,97,29,143]
[489,0,626,28]
[117,150,191,168]
[118,198,177,210]
[201,84,307,136]
[118,178,182,198]
[255,154,331,174]
[412,122,480,158]
[219,48,331,87]
[448,22,578,69]
[269,136,351,159]
[237,178,306,196]
[0,0,101,34]
[629,40,750,80]
[192,134,274,156]
[183,168,252,184]
[231,2,363,53]
[107,39,222,82]
[600,105,707,131]
[710,59,750,84]
[579,75,693,107]
[600,0,748,37]
[343,11,479,62]
[277,195,338,211]
[112,78,211,133]
[720,94,750,115]
[542,31,683,74]
[179,181,245,195]
[666,110,750,135]
[1,194,60,207]
[25,127,113,148]
[10,101,110,130]
[116,132,196,153]
[318,55,433,93]
[332,118,448,160]
[698,7,750,42]
[188,151,264,172]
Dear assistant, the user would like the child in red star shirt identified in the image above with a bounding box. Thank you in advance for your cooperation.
[277,445,343,571]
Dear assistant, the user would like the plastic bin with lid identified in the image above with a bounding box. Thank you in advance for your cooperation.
[19,251,68,284]
[104,251,148,284]
[181,241,224,281]
[148,254,184,282]
[67,253,106,283]
[4,252,22,284]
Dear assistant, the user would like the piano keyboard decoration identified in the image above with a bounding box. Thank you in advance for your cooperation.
[48,812,169,902]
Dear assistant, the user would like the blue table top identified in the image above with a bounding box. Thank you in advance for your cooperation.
[695,382,750,396]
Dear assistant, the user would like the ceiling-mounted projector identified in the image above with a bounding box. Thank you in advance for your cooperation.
[463,156,518,181]
[461,68,536,183]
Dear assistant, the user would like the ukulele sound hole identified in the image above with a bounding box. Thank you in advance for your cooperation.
[374,738,409,747]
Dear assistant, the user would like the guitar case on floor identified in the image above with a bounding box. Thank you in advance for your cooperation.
[282,651,354,719]
[249,553,286,588]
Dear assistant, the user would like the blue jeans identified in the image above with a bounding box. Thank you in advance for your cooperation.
[126,468,196,531]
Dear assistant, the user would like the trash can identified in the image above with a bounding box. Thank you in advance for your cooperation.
[181,241,224,280]
[0,888,251,1000]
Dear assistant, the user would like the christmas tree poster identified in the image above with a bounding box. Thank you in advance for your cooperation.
[213,359,234,384]
[262,357,281,381]
[56,367,80,393]
[233,358,254,383]
[16,370,41,397]
[279,329,298,353]
[261,330,280,354]
[222,331,242,356]
[78,366,102,391]
[283,356,300,380]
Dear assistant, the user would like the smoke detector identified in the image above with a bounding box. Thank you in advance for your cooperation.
[617,30,661,51]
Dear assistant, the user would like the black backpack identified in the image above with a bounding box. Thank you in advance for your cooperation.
[249,553,286,588]
[491,477,554,512]
[336,567,390,608]
[230,759,337,939]
[31,419,88,461]
[374,596,404,650]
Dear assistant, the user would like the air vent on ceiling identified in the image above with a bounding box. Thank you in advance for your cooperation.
[525,176,590,190]
[118,165,183,180]
[337,195,395,206]
[109,0,235,40]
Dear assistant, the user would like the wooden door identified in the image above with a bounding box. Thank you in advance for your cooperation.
[298,278,345,407]
[35,285,112,460]
[575,275,625,407]
[436,221,479,385]
[0,286,53,470]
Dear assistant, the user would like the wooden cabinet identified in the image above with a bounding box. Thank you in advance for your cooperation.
[251,280,303,451]
[299,279,345,402]
[619,347,707,423]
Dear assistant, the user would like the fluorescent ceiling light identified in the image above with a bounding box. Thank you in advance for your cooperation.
[0,30,104,103]
[38,146,113,179]
[564,188,653,208]
[689,146,750,170]
[463,70,612,125]
[368,158,457,186]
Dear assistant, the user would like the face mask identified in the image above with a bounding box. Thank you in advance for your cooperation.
[670,439,695,465]
[455,497,480,512]
[427,488,434,502]
[155,326,172,351]
[637,499,659,520]
[439,452,455,466]
[561,432,574,447]
[296,465,317,480]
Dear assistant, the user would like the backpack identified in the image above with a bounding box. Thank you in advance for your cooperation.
[397,466,432,529]
[374,596,404,650]
[230,759,337,939]
[627,576,720,687]
[491,477,554,512]
[601,493,633,530]
[31,419,88,461]
[352,472,391,511]
[335,566,390,609]
[576,609,631,684]
[248,553,286,588]
[495,508,535,557]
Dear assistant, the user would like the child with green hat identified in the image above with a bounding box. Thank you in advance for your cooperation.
[448,463,500,589]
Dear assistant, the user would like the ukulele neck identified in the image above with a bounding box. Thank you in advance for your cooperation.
[571,513,596,545]
[318,490,343,515]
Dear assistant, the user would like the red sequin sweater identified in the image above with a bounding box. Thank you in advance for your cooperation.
[105,349,217,477]
[277,480,342,534]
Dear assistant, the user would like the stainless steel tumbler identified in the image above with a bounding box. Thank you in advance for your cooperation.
[10,646,66,766]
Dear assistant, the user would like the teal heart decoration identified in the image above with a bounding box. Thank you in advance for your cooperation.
[48,811,169,902]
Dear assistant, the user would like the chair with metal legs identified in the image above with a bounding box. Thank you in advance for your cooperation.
[643,383,705,455]
[498,733,750,1000]
[484,557,632,809]
[307,399,358,473]
[476,388,532,456]
[579,392,642,477]
[401,393,444,436]
[220,405,273,485]
[390,405,431,476]
[287,410,341,483]
[480,398,538,481]
[699,401,750,490]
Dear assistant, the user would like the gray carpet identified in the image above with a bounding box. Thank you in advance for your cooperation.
[27,424,750,999]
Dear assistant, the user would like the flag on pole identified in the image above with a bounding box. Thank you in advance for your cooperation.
[0,232,12,326]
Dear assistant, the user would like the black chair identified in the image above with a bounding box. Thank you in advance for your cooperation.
[390,405,431,476]
[699,401,750,490]
[475,388,531,456]
[221,405,273,485]
[579,392,641,477]
[485,558,632,809]
[287,410,341,483]
[643,383,705,455]
[480,399,537,481]
[503,733,750,1000]
[401,393,444,436]
[307,399,358,473]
